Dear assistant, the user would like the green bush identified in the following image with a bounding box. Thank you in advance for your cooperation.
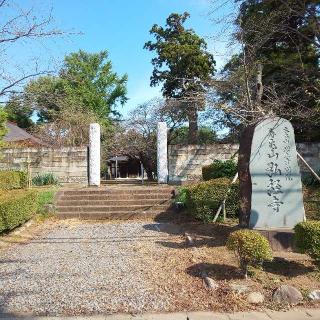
[32,173,59,186]
[202,159,237,181]
[0,170,27,190]
[185,178,239,222]
[0,190,39,233]
[294,221,320,266]
[226,229,273,277]
[175,187,188,205]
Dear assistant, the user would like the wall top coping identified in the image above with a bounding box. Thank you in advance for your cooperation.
[168,143,239,149]
[0,146,87,152]
[168,142,320,150]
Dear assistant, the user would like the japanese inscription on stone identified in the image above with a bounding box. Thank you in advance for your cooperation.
[249,117,305,229]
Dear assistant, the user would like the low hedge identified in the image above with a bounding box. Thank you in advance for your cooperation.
[294,221,320,266]
[0,190,39,233]
[226,229,273,277]
[0,170,27,190]
[202,159,237,181]
[185,178,239,222]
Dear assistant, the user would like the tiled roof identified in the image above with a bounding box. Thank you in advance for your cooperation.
[3,122,43,145]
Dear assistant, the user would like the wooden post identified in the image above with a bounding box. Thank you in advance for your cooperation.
[213,172,239,222]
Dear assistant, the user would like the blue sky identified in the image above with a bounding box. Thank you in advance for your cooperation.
[8,0,238,117]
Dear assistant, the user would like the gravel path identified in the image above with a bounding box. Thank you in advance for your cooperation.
[0,221,182,316]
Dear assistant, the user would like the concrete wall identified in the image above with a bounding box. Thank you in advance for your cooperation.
[0,147,87,184]
[168,143,320,183]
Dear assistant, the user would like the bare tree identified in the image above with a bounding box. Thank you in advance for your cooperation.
[31,104,99,147]
[0,0,68,101]
[106,98,184,180]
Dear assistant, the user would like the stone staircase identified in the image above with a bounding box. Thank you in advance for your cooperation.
[55,186,176,220]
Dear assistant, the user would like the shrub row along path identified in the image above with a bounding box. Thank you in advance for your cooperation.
[0,219,319,316]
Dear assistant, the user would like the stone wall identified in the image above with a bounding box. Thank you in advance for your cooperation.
[168,143,320,183]
[168,144,239,183]
[0,147,88,183]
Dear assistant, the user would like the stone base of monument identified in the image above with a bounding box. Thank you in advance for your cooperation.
[257,229,295,252]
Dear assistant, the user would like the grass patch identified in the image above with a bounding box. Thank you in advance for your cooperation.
[35,188,56,220]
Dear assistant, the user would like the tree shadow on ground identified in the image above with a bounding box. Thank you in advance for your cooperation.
[264,257,315,277]
[144,216,239,249]
[153,210,197,223]
[186,262,243,280]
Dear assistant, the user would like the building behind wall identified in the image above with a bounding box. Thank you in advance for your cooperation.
[106,156,144,180]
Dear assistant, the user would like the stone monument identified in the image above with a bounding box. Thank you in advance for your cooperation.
[89,123,100,187]
[249,117,305,229]
[157,122,168,184]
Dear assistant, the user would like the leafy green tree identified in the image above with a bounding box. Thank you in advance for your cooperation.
[170,126,217,145]
[59,50,128,120]
[23,76,63,123]
[0,109,8,146]
[11,50,128,126]
[4,94,34,129]
[144,12,216,144]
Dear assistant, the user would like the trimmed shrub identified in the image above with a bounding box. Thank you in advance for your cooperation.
[32,173,59,186]
[0,190,39,233]
[0,170,27,190]
[202,159,237,181]
[294,221,320,266]
[227,229,273,277]
[185,178,239,222]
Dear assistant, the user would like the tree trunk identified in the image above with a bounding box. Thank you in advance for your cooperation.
[238,124,255,227]
[140,156,155,181]
[188,106,198,144]
[145,167,154,181]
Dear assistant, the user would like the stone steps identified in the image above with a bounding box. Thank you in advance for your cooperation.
[59,194,172,200]
[101,179,158,185]
[57,199,171,206]
[62,189,174,195]
[56,204,171,213]
[55,186,175,220]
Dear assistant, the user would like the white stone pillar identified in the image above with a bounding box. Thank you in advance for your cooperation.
[89,123,100,186]
[157,122,168,184]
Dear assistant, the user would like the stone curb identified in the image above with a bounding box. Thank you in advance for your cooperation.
[1,309,320,320]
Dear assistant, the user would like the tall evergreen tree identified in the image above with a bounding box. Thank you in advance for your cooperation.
[144,12,216,144]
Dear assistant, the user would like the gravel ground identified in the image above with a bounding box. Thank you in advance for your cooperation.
[1,220,319,317]
[0,221,182,316]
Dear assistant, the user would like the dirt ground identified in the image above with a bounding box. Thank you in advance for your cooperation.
[0,215,319,316]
